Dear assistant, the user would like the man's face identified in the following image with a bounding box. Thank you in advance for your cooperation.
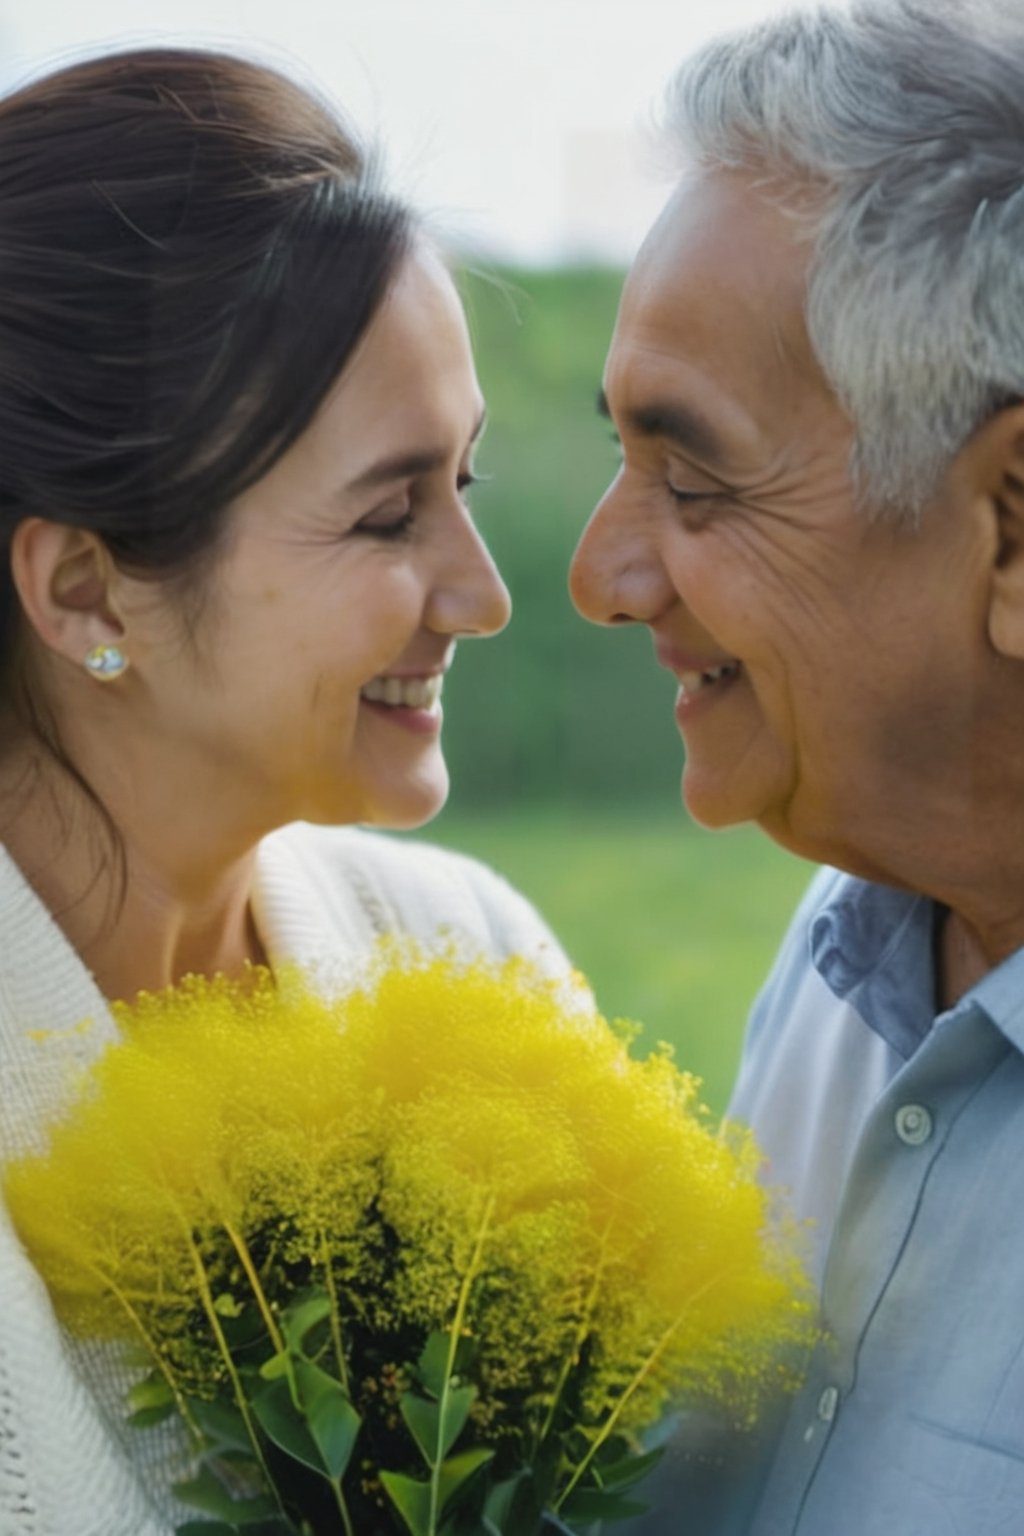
[570,168,995,877]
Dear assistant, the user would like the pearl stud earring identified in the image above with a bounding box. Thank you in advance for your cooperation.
[83,643,129,682]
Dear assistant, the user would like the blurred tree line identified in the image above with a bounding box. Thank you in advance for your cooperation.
[444,266,683,808]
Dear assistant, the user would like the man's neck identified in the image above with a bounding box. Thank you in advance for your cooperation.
[930,886,1024,1011]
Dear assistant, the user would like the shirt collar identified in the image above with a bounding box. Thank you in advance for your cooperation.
[809,878,937,1059]
[967,946,1024,1053]
[809,872,1024,1058]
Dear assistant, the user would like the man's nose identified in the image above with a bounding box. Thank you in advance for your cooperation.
[568,483,675,627]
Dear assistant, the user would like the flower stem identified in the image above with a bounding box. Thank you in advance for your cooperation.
[534,1227,611,1451]
[330,1476,356,1536]
[96,1265,203,1446]
[223,1218,287,1356]
[319,1225,350,1394]
[181,1225,283,1516]
[429,1191,496,1536]
[222,1217,313,1415]
[553,1273,723,1513]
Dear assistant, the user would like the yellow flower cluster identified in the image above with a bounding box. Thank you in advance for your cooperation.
[4,945,815,1460]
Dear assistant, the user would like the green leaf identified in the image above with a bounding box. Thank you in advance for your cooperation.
[292,1358,361,1480]
[128,1373,175,1413]
[438,1449,495,1514]
[127,1401,178,1429]
[172,1461,277,1523]
[219,1305,266,1352]
[484,1471,522,1526]
[439,1385,477,1461]
[401,1393,440,1466]
[539,1515,582,1534]
[189,1398,256,1454]
[213,1293,245,1319]
[402,1384,476,1466]
[559,1484,647,1523]
[417,1331,451,1398]
[380,1470,432,1536]
[484,1470,543,1536]
[174,1522,240,1535]
[258,1351,290,1382]
[175,1523,297,1536]
[382,1451,495,1536]
[280,1291,333,1352]
[592,1445,664,1492]
[250,1377,326,1477]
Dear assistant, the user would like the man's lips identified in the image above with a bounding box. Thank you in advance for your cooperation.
[654,642,742,696]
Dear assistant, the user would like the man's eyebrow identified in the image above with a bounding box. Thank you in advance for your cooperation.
[347,407,487,493]
[596,387,725,464]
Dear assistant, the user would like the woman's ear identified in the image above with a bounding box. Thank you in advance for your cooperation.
[9,519,127,669]
[972,407,1024,660]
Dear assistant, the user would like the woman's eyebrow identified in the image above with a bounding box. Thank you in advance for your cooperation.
[347,407,488,493]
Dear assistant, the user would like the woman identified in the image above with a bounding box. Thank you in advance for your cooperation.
[0,48,565,1534]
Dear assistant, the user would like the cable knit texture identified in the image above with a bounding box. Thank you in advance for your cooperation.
[0,822,567,1536]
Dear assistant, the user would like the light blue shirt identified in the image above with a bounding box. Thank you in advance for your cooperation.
[724,865,1024,1536]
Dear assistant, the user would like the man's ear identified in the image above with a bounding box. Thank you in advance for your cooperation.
[9,519,127,668]
[972,406,1024,660]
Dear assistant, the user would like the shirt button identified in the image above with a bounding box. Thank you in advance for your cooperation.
[895,1103,933,1146]
[817,1385,839,1424]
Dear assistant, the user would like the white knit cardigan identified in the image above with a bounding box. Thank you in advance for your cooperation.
[0,822,567,1536]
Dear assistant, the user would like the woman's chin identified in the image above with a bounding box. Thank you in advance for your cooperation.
[356,771,451,833]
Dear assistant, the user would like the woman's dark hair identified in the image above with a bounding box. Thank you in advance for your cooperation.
[0,46,413,695]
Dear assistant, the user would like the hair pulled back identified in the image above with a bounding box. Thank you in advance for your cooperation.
[0,47,412,686]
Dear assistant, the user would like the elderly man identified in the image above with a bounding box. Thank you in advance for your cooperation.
[569,0,1024,1531]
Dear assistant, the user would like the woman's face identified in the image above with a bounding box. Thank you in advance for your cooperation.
[119,247,510,836]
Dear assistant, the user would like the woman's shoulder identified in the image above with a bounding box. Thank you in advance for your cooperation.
[257,821,569,975]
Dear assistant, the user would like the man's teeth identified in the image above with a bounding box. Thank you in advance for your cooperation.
[361,675,443,709]
[678,662,740,697]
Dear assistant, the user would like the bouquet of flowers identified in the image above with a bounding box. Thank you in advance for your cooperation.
[4,945,814,1536]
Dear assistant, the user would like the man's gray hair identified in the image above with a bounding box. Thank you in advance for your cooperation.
[663,0,1024,518]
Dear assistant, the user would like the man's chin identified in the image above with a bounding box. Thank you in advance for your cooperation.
[680,767,754,831]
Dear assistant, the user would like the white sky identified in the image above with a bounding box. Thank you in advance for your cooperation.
[0,0,784,262]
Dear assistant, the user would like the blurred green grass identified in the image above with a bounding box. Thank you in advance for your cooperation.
[417,805,812,1117]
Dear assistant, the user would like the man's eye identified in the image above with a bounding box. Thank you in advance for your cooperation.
[666,484,711,505]
[666,484,724,531]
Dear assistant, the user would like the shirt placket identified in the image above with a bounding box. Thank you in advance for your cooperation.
[751,1004,1006,1536]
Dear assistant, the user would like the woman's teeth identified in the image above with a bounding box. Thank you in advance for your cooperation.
[361,675,443,710]
[677,661,740,696]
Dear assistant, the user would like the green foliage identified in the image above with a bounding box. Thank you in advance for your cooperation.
[445,265,683,807]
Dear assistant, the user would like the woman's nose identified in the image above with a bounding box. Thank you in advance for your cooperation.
[569,483,675,627]
[428,514,511,639]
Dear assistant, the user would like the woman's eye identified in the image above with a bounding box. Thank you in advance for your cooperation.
[357,509,415,542]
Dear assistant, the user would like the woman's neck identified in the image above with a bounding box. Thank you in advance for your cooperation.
[1,744,266,1000]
